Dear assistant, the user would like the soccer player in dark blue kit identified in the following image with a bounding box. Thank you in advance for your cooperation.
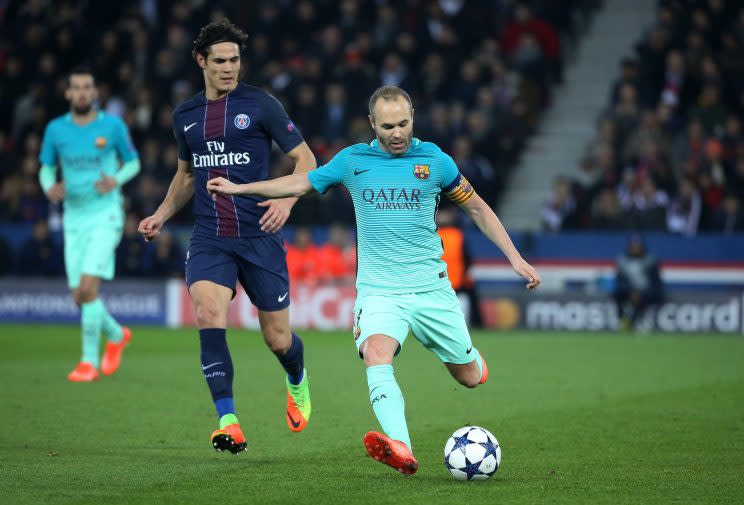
[138,19,316,454]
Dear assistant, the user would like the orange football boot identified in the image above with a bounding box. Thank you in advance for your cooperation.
[363,431,419,475]
[67,362,99,382]
[478,351,489,384]
[211,423,247,454]
[101,327,132,376]
[285,371,311,432]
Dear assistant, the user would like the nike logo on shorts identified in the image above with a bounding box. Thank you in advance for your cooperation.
[278,292,288,302]
[184,122,198,132]
[466,347,473,354]
[202,362,223,370]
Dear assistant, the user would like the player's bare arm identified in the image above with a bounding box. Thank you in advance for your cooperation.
[257,141,317,233]
[460,192,541,290]
[207,172,314,200]
[138,159,194,241]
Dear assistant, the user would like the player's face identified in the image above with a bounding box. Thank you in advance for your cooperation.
[65,74,96,115]
[199,42,240,97]
[369,97,414,156]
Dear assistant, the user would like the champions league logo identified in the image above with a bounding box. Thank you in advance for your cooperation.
[234,114,250,129]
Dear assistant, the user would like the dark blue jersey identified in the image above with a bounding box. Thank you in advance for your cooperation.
[173,83,303,237]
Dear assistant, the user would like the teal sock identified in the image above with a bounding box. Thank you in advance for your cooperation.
[81,300,103,367]
[99,300,123,343]
[366,364,411,450]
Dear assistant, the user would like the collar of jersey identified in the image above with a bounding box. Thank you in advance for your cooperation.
[65,111,103,124]
[369,137,421,156]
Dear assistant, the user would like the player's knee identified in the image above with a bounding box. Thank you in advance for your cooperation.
[362,340,394,366]
[458,375,480,389]
[194,301,222,327]
[263,330,291,354]
[77,286,96,303]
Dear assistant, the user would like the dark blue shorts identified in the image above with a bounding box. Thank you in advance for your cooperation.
[185,233,290,312]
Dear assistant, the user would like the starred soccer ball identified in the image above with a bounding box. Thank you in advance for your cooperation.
[443,426,501,481]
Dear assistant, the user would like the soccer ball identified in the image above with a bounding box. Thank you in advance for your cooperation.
[443,426,501,481]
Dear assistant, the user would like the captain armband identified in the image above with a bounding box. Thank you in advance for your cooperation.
[443,173,475,204]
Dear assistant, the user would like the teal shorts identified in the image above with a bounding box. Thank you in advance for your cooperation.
[352,287,475,364]
[64,222,123,289]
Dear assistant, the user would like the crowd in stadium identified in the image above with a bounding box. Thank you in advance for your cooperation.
[0,0,598,275]
[542,0,744,235]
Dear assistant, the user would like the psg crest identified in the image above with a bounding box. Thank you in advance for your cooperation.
[234,114,250,129]
[413,164,430,180]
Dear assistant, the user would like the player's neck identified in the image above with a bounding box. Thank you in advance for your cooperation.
[204,83,238,101]
[70,110,97,126]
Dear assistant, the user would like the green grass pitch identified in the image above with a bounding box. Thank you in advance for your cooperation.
[1,324,743,504]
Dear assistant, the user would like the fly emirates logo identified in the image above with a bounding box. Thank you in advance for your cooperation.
[192,141,250,168]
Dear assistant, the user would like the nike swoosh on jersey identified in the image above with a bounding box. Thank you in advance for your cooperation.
[354,169,370,175]
[278,292,288,302]
[184,122,198,132]
[466,347,473,354]
[202,361,223,370]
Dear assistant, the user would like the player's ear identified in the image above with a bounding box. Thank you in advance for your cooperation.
[368,114,374,129]
[196,53,207,70]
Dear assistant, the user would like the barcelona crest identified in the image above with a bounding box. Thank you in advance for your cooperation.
[95,137,107,149]
[413,164,430,181]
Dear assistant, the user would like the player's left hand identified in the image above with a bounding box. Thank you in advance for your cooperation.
[512,257,541,290]
[95,172,118,194]
[258,198,295,233]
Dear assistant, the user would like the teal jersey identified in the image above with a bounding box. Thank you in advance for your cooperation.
[308,138,475,296]
[39,112,137,222]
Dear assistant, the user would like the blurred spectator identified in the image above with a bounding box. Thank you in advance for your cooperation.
[541,177,578,232]
[666,178,702,236]
[711,194,744,233]
[16,219,62,276]
[315,223,356,282]
[116,214,148,277]
[286,227,320,285]
[613,235,663,332]
[437,206,480,326]
[151,231,184,278]
[591,189,631,230]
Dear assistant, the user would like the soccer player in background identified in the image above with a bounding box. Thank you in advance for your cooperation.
[39,66,140,382]
[207,86,541,474]
[138,20,317,454]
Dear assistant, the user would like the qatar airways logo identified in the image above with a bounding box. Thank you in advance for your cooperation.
[192,140,250,168]
[362,187,422,210]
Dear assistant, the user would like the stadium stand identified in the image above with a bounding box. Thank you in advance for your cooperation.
[542,0,744,235]
[0,1,599,275]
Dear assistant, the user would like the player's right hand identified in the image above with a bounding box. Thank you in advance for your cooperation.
[207,177,239,197]
[46,182,66,203]
[512,257,541,290]
[138,215,163,242]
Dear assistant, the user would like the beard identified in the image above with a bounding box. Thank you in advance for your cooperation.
[377,132,412,154]
[72,103,93,115]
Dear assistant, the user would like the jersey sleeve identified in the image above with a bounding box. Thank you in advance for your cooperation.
[261,92,304,154]
[307,149,348,194]
[39,123,57,166]
[113,118,138,162]
[172,111,191,161]
[440,153,475,204]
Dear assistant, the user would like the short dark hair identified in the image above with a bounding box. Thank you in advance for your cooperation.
[192,18,248,61]
[368,86,413,119]
[67,65,95,87]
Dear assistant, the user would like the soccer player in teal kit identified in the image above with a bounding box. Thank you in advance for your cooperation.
[39,66,140,382]
[139,19,316,454]
[208,86,541,474]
